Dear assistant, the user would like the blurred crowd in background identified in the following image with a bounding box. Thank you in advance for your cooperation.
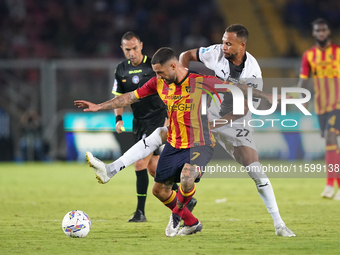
[0,0,225,59]
[284,0,340,36]
[1,0,340,60]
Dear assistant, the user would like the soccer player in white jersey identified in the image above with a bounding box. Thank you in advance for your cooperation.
[86,24,295,237]
[179,24,294,237]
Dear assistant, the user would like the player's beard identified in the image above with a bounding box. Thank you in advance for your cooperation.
[163,75,176,85]
[224,52,237,61]
[317,38,329,48]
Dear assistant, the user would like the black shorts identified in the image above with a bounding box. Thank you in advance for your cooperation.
[133,112,167,155]
[318,109,340,137]
[154,142,214,184]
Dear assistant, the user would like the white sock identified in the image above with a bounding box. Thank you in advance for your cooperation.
[270,211,284,227]
[247,162,283,227]
[120,127,165,167]
[107,158,125,178]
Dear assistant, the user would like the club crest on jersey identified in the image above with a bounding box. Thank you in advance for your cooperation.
[132,75,139,84]
[185,86,191,93]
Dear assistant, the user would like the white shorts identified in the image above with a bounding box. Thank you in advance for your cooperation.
[210,114,258,160]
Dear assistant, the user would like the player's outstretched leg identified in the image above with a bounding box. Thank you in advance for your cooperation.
[85,127,166,184]
[99,127,166,178]
[119,127,167,167]
[247,162,296,237]
[86,151,113,184]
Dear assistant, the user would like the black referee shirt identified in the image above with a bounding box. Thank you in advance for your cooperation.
[112,55,167,120]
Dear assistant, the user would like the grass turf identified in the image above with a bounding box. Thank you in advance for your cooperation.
[0,160,338,255]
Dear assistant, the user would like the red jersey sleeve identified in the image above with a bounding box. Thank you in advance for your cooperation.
[134,77,158,99]
[201,75,229,93]
[299,51,310,79]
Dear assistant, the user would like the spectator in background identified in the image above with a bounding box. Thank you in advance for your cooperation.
[19,109,47,161]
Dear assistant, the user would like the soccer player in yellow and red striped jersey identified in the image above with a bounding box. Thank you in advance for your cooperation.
[75,47,276,236]
[298,18,340,200]
[134,72,218,150]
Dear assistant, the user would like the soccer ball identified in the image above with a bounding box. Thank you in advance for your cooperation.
[62,210,91,238]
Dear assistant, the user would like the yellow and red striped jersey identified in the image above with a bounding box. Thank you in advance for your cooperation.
[300,43,340,114]
[134,71,225,149]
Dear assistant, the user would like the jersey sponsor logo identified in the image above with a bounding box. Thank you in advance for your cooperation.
[201,47,211,54]
[166,103,195,111]
[132,75,140,84]
[227,75,258,89]
[246,82,258,89]
[165,95,183,100]
[315,68,339,77]
[129,69,143,74]
[226,76,239,84]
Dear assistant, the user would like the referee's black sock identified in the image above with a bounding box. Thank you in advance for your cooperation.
[136,169,148,215]
[172,183,179,192]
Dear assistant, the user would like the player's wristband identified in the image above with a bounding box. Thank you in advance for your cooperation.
[116,115,122,122]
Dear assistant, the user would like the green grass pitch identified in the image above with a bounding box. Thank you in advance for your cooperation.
[0,160,339,255]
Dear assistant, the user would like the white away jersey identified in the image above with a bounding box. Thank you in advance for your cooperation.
[198,44,263,118]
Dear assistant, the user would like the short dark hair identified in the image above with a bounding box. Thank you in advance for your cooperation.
[225,24,249,42]
[311,18,329,28]
[121,31,141,45]
[151,47,177,65]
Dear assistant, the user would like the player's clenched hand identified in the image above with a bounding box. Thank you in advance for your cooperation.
[74,100,101,112]
[115,120,124,133]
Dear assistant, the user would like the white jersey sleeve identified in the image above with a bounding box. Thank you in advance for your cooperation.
[198,44,224,71]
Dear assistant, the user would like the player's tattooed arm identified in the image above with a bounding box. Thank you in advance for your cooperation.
[99,92,138,110]
[74,91,138,112]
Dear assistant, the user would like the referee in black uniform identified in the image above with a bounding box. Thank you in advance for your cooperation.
[112,32,168,222]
